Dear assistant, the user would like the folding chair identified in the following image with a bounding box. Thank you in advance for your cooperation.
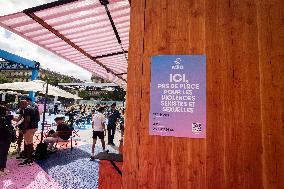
[34,122,52,145]
[55,130,78,150]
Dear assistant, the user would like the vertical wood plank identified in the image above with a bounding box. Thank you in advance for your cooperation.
[205,0,227,187]
[205,0,265,188]
[257,0,284,188]
[122,0,145,188]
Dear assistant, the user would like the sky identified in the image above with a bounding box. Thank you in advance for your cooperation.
[0,0,92,81]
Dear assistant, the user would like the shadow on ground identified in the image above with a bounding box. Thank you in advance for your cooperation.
[37,144,101,189]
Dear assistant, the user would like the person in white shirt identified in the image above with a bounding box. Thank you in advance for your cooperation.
[90,107,106,161]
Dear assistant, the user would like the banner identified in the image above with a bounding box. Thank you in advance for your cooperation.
[149,55,206,138]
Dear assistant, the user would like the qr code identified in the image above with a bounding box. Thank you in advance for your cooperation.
[192,123,202,134]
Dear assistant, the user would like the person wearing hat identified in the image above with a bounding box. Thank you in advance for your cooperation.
[43,116,72,151]
[107,103,121,146]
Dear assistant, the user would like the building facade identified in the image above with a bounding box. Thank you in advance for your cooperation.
[0,68,83,83]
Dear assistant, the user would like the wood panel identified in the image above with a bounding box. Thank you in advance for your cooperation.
[98,161,122,189]
[206,0,264,188]
[122,0,144,188]
[123,0,284,188]
[257,0,284,188]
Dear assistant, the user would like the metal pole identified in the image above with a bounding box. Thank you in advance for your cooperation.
[29,62,39,102]
[40,79,49,142]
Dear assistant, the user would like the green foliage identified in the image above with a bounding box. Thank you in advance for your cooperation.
[39,72,74,86]
[113,87,126,101]
[78,87,125,101]
[99,87,125,101]
[78,90,92,100]
[0,76,12,84]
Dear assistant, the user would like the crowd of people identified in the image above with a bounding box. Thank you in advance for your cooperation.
[0,98,125,176]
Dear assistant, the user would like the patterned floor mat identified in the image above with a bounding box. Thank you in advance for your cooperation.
[36,144,101,189]
[0,158,61,189]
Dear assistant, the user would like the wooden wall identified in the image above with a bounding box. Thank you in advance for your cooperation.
[123,0,283,188]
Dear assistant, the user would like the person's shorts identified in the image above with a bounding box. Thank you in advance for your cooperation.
[24,128,37,145]
[92,131,104,140]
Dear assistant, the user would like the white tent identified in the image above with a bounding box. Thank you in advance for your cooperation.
[0,80,81,99]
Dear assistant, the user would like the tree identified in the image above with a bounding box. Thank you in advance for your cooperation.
[78,90,92,100]
[0,76,12,84]
[99,87,126,101]
[112,87,126,101]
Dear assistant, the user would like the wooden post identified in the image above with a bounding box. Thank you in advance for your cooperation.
[123,0,284,188]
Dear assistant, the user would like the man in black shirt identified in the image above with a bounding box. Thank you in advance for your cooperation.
[18,100,38,166]
[54,104,58,115]
[25,97,40,124]
[44,116,73,151]
[67,107,75,126]
[17,97,40,155]
[107,103,120,146]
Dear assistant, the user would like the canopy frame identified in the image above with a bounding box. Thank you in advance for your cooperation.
[23,3,125,82]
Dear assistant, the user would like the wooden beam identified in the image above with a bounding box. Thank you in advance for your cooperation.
[93,51,128,59]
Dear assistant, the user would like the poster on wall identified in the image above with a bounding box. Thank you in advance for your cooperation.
[149,55,206,138]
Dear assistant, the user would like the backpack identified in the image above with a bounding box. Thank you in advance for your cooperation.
[34,142,48,160]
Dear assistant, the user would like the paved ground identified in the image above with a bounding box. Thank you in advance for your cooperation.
[77,128,121,151]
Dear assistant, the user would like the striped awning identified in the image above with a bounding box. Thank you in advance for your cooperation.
[0,0,129,86]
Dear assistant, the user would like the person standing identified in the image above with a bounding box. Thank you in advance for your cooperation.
[107,103,120,146]
[25,97,40,127]
[90,107,106,161]
[54,104,58,115]
[17,97,40,159]
[18,100,38,166]
[0,105,14,176]
[48,103,53,116]
[67,107,75,126]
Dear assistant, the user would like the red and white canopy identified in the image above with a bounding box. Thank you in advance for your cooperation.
[0,0,129,86]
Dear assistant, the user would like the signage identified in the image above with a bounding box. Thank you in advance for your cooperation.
[149,55,206,138]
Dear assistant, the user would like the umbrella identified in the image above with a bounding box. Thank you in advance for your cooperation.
[0,80,81,143]
[0,80,81,99]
